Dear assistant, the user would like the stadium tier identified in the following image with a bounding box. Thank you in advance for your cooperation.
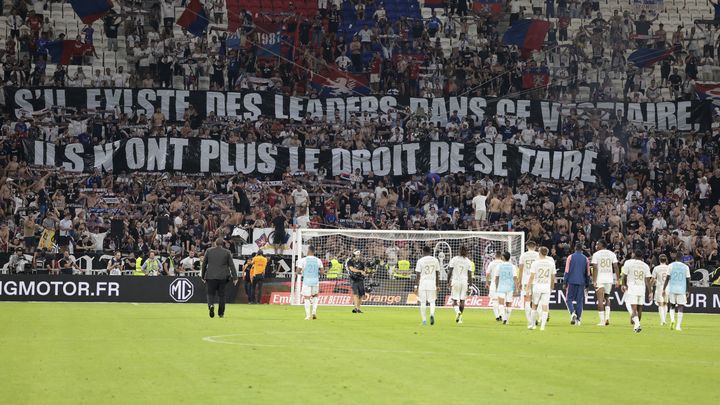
[0,0,719,288]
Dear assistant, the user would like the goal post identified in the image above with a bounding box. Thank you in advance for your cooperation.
[290,229,525,307]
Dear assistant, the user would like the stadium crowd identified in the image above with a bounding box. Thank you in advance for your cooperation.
[0,0,719,277]
[1,0,718,99]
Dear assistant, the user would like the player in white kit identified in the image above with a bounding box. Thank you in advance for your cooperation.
[526,247,555,330]
[447,246,473,324]
[664,256,691,331]
[415,245,441,326]
[650,254,671,326]
[590,240,620,326]
[485,251,503,321]
[518,241,540,328]
[621,250,651,333]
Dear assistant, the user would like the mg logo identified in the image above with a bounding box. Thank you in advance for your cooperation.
[169,278,194,302]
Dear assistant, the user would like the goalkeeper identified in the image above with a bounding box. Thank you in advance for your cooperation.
[347,250,367,314]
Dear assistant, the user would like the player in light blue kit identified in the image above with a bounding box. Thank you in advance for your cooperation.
[494,252,518,325]
[296,245,324,320]
[663,256,691,331]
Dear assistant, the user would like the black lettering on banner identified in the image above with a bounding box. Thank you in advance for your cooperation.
[4,88,712,131]
[23,138,612,183]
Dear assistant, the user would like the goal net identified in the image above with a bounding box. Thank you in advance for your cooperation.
[290,229,524,307]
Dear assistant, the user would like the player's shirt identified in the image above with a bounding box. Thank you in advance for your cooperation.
[297,255,323,287]
[529,257,555,293]
[591,249,619,284]
[495,262,518,294]
[667,261,691,295]
[486,259,503,290]
[519,250,540,285]
[416,255,441,290]
[621,259,651,295]
[651,264,670,295]
[448,256,473,286]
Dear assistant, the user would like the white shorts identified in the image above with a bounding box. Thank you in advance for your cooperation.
[624,293,644,306]
[654,290,668,304]
[450,283,468,301]
[668,293,687,305]
[475,210,487,221]
[370,73,380,83]
[418,289,437,303]
[595,283,612,293]
[495,290,513,302]
[487,281,496,297]
[301,284,319,296]
[531,290,550,306]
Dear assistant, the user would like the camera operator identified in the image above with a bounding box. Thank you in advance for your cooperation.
[347,250,367,313]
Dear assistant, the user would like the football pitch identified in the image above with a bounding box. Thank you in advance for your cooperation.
[1,303,719,404]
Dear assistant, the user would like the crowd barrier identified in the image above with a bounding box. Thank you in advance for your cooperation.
[2,275,717,313]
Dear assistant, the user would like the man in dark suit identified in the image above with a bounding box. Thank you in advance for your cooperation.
[202,238,238,318]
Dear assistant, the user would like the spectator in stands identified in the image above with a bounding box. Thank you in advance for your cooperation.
[8,248,29,274]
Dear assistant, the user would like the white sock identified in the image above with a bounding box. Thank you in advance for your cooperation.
[311,297,318,315]
[625,300,633,314]
[632,316,640,328]
[505,306,512,322]
[524,301,532,325]
[304,299,311,318]
[420,301,427,322]
[453,304,460,315]
[605,306,611,321]
[659,306,667,323]
[541,311,548,328]
[492,300,499,318]
[499,305,506,321]
[599,311,605,324]
[529,309,536,326]
[429,301,436,317]
[677,312,683,329]
[669,307,676,323]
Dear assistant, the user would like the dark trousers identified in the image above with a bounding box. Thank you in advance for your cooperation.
[243,277,252,301]
[249,275,264,303]
[206,279,229,315]
[566,284,585,320]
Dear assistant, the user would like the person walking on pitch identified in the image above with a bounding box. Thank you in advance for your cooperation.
[664,256,691,331]
[494,252,518,325]
[590,240,620,326]
[296,245,324,320]
[564,243,590,325]
[415,245,441,326]
[621,250,651,333]
[527,247,555,330]
[518,241,540,328]
[448,246,473,324]
[650,254,671,326]
[202,238,238,318]
[485,251,503,321]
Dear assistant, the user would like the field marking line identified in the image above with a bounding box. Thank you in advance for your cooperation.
[201,332,719,365]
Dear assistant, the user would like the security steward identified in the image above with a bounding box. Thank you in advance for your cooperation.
[347,250,367,313]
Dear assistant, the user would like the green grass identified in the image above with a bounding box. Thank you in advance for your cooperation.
[1,304,719,404]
